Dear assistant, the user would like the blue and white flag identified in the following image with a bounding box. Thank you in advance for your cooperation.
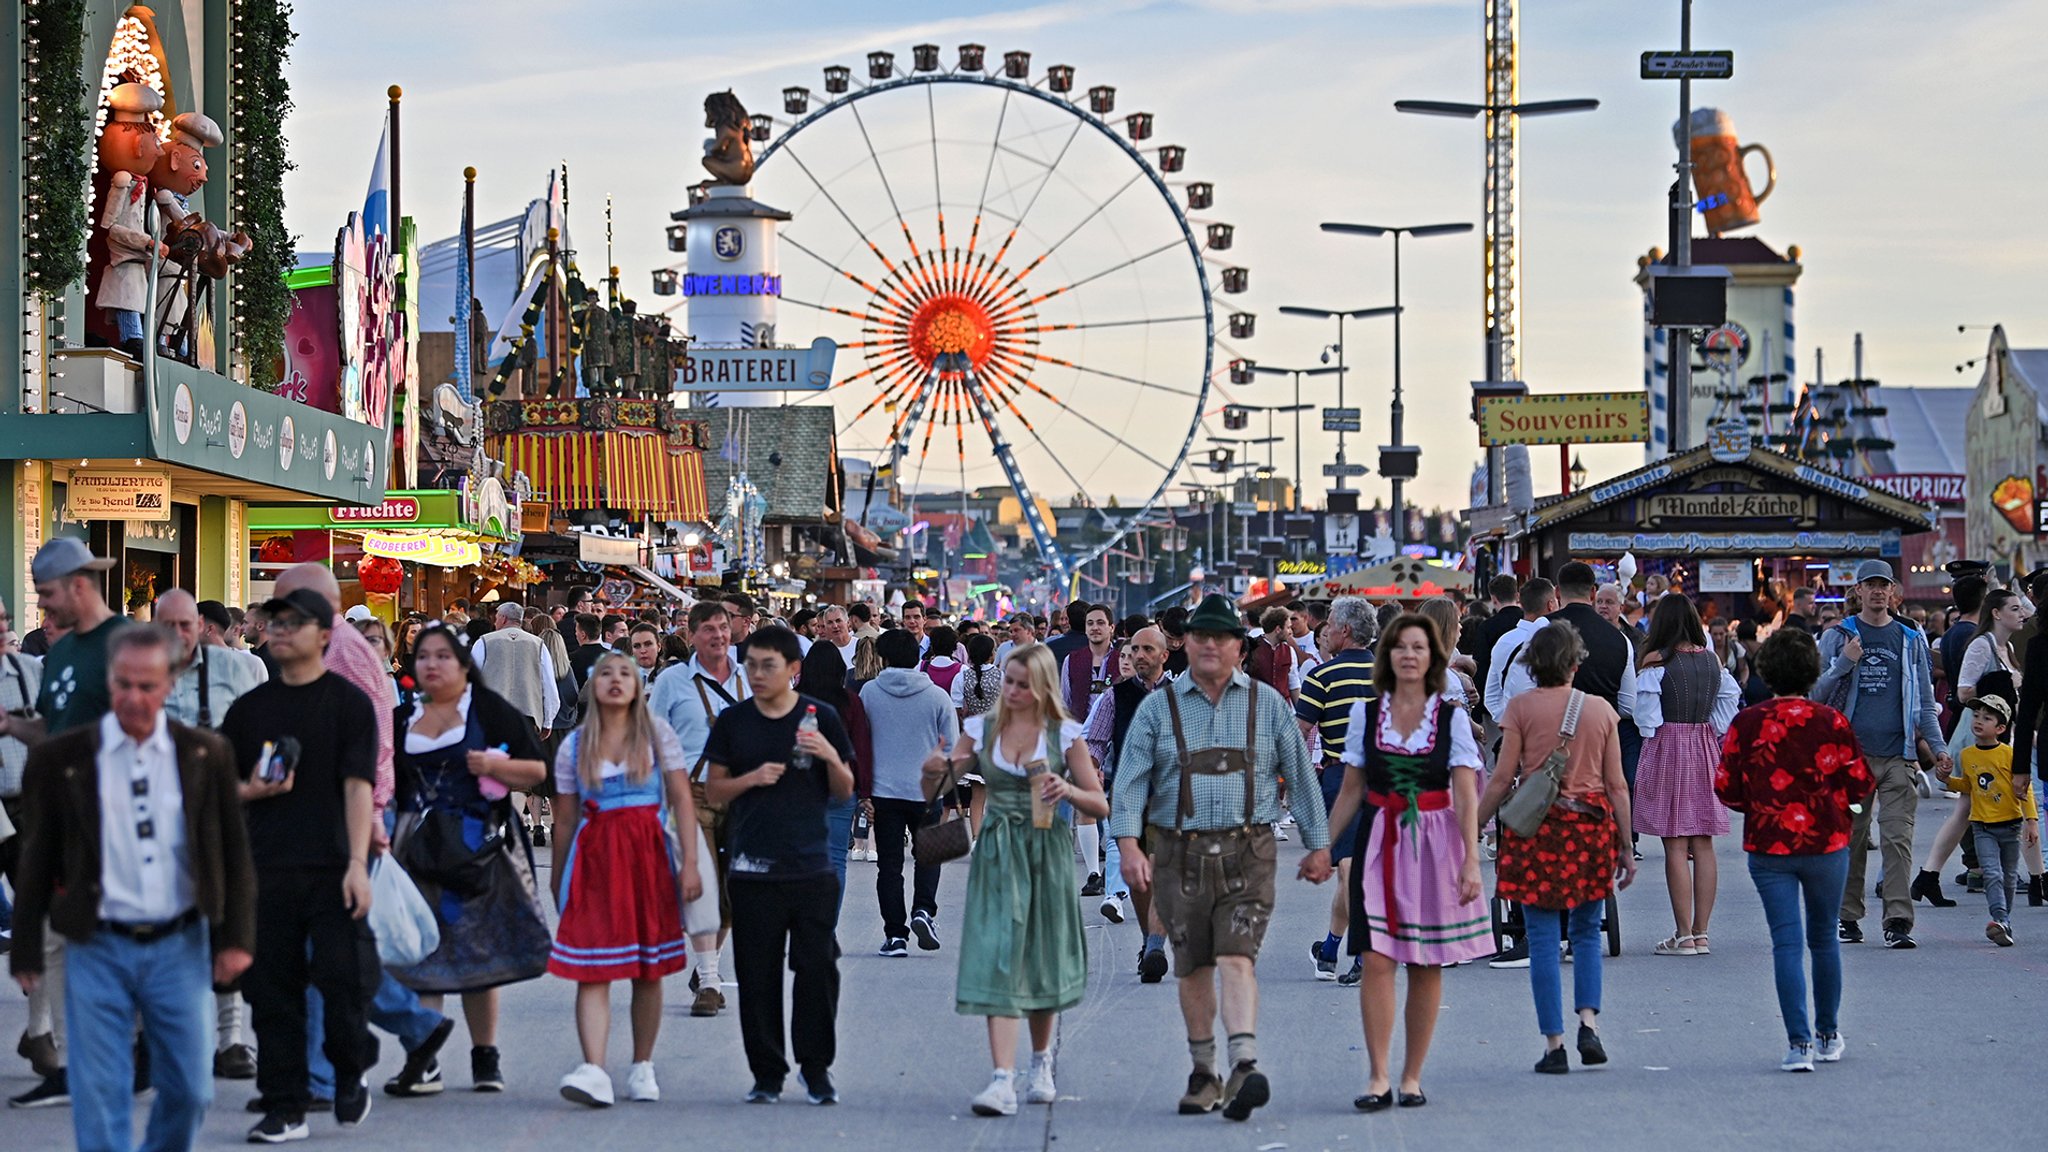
[452,179,473,400]
[362,117,392,241]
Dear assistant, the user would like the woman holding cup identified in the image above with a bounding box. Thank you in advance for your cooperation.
[924,643,1107,1118]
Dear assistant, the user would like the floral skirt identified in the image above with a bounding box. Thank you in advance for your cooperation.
[1495,798,1615,911]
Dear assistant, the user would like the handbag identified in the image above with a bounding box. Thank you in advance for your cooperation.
[1499,689,1584,838]
[395,760,508,897]
[368,855,440,967]
[913,761,972,867]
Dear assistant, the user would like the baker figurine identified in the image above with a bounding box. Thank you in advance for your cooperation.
[95,82,168,358]
[152,112,248,363]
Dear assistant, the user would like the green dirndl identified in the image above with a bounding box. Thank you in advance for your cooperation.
[954,725,1089,1017]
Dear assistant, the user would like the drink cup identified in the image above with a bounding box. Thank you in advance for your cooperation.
[1679,108,1773,236]
[1026,760,1054,829]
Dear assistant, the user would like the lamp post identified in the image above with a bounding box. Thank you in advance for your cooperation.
[1249,363,1342,511]
[1319,222,1472,544]
[1274,305,1401,495]
[1395,88,1597,502]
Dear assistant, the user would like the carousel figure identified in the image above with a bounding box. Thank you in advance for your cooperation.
[93,82,167,359]
[151,111,250,365]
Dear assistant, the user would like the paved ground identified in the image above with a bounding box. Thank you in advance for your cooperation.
[6,788,2046,1151]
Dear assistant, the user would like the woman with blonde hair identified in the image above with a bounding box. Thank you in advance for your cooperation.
[548,652,702,1107]
[923,643,1107,1117]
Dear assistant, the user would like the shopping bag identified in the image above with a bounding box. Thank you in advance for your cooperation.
[369,854,441,968]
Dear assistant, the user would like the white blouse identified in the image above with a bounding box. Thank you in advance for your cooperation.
[964,714,1088,777]
[404,687,472,755]
[1630,662,1743,739]
[1340,692,1483,771]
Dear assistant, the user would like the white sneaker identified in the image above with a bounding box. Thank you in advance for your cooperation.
[559,1062,614,1107]
[971,1071,1018,1116]
[1274,825,1290,842]
[626,1061,659,1102]
[1024,1055,1056,1104]
[1781,1043,1815,1073]
[1099,894,1125,923]
[1815,1033,1846,1063]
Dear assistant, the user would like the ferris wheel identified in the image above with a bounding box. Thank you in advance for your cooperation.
[744,44,1253,583]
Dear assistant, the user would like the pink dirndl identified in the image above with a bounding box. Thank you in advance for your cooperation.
[1359,791,1494,966]
[1632,721,1730,838]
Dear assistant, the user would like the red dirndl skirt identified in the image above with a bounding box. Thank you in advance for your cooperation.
[1494,796,1615,911]
[547,803,688,983]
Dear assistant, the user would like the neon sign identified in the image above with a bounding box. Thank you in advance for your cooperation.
[681,274,782,297]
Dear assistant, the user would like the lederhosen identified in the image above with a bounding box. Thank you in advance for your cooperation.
[1145,684,1278,974]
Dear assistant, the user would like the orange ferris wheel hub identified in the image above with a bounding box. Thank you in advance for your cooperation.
[906,292,998,372]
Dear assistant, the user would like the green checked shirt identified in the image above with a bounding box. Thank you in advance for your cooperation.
[1110,669,1329,849]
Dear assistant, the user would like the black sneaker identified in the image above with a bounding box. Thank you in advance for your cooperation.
[334,1077,371,1127]
[878,936,908,958]
[247,1110,309,1144]
[1080,872,1105,897]
[1882,919,1916,949]
[214,1043,258,1081]
[8,1070,69,1109]
[1533,1047,1569,1075]
[385,1017,454,1096]
[471,1045,505,1092]
[1138,947,1169,984]
[1577,1024,1608,1065]
[1336,958,1363,986]
[1488,940,1531,969]
[1838,919,1864,944]
[911,911,941,951]
[799,1068,837,1105]
[245,1096,331,1114]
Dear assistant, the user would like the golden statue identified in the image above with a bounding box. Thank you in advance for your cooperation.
[702,91,755,185]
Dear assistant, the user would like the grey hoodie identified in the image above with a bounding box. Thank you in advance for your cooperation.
[860,667,961,802]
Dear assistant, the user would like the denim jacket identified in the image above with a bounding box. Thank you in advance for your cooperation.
[1809,615,1943,759]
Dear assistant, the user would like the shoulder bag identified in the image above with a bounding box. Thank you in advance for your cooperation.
[913,755,972,866]
[1498,689,1584,838]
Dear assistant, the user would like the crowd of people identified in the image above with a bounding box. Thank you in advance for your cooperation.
[0,537,2040,1149]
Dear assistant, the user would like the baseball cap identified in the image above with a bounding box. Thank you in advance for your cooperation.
[31,538,116,584]
[1965,695,2012,725]
[260,588,335,631]
[343,604,375,623]
[1852,559,1896,585]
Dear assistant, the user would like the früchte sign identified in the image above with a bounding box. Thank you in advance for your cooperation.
[1642,492,1815,523]
[1477,392,1650,447]
[330,497,420,523]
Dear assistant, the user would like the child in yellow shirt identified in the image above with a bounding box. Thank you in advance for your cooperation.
[1942,697,2040,945]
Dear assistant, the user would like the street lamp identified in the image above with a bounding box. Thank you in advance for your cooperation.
[1250,363,1341,511]
[1319,222,1472,544]
[1274,305,1401,494]
[1569,453,1587,494]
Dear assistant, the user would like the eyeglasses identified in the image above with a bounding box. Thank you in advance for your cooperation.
[265,615,314,635]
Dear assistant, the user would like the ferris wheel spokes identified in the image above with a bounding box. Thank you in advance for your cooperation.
[961,369,1067,580]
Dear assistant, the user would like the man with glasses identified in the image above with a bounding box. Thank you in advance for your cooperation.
[9,624,257,1152]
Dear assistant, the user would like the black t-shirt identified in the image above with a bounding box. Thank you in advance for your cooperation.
[702,694,854,881]
[220,672,378,870]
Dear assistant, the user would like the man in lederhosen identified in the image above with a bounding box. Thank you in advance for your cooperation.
[1111,594,1330,1122]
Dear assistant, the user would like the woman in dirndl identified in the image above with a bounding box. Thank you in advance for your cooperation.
[549,652,701,1107]
[1324,614,1491,1112]
[1630,594,1741,956]
[1478,621,1637,1075]
[924,643,1106,1119]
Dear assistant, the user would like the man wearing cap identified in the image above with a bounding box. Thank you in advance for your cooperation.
[1812,559,1947,949]
[1112,593,1330,1122]
[217,588,380,1141]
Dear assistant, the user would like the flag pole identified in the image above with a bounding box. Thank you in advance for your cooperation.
[386,86,402,236]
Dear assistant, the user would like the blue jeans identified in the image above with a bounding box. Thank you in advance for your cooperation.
[826,795,856,920]
[1973,822,2022,923]
[65,919,213,1152]
[1748,849,1848,1045]
[306,969,444,1097]
[1523,899,1604,1037]
[111,308,144,345]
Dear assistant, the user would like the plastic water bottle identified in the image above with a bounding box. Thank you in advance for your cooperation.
[789,705,820,771]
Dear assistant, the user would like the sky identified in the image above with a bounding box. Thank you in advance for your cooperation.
[284,0,2047,513]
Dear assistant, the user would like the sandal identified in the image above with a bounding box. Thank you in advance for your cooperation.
[1690,933,1710,955]
[1654,934,1698,957]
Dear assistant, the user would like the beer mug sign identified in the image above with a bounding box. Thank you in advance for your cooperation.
[1679,108,1774,236]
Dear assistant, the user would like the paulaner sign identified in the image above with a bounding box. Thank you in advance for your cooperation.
[678,338,838,392]
[1477,392,1651,446]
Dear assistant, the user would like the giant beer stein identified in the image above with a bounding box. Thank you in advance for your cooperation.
[1679,108,1774,235]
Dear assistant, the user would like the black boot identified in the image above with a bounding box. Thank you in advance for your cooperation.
[2030,877,2044,908]
[1911,869,1956,907]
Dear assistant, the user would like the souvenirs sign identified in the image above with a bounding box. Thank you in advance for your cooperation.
[1477,392,1650,446]
[67,470,171,521]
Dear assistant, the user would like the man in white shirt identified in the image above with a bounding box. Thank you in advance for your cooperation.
[816,605,858,671]
[649,601,748,1018]
[1486,578,1559,718]
[470,603,559,740]
[156,591,265,732]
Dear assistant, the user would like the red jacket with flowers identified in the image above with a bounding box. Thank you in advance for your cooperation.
[1715,697,1875,855]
